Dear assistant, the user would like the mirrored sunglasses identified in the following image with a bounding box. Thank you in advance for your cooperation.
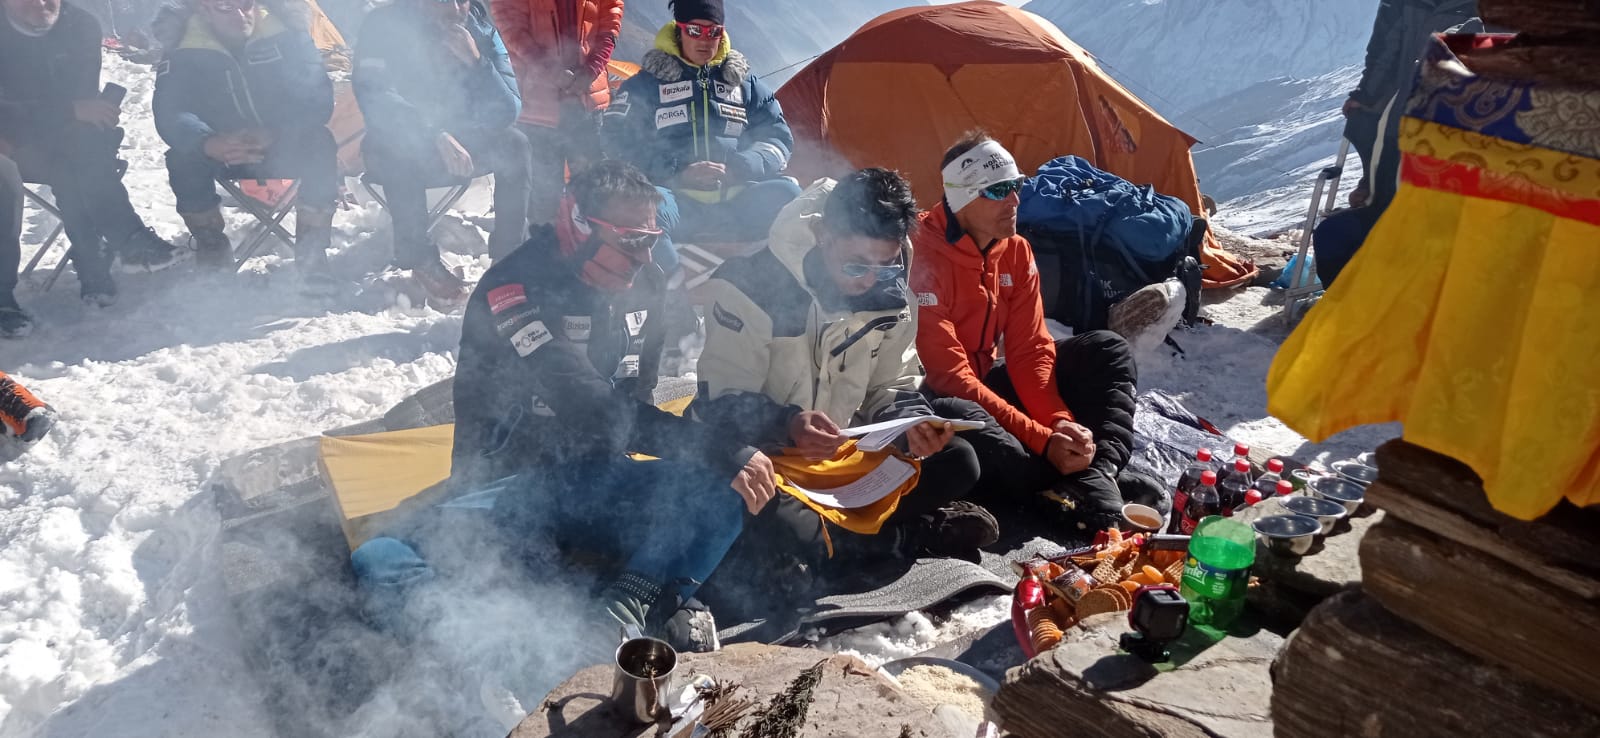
[980,178,1026,201]
[840,261,905,281]
[586,217,662,251]
[676,21,725,39]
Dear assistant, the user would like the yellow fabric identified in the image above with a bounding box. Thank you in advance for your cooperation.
[1267,127,1600,520]
[771,443,922,538]
[320,424,455,548]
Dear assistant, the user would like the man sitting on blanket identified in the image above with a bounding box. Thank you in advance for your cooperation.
[691,168,1001,587]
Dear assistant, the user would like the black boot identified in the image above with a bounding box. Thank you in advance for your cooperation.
[181,208,233,269]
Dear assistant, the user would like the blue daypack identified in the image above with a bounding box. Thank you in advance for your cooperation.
[1018,156,1204,331]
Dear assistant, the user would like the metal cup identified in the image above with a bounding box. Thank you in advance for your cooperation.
[611,624,677,723]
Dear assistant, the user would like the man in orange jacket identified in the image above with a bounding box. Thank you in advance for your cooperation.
[911,132,1150,533]
[491,0,622,227]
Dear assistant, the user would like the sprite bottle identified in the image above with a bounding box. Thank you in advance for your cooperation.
[1180,516,1255,629]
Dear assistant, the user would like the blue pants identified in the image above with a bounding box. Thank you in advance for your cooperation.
[349,458,745,633]
[653,178,802,272]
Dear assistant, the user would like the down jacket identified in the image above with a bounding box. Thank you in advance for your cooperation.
[491,0,623,128]
[690,179,930,447]
[153,7,334,155]
[603,24,792,199]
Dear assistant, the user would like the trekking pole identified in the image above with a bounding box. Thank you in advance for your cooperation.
[1321,139,1351,215]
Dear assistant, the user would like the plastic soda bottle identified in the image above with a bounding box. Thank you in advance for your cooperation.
[1252,459,1284,499]
[1181,516,1255,628]
[1178,471,1221,535]
[1169,448,1215,534]
[1218,459,1253,515]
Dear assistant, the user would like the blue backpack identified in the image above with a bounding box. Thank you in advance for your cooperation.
[1018,156,1204,331]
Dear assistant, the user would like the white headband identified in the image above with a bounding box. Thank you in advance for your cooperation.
[942,140,1022,212]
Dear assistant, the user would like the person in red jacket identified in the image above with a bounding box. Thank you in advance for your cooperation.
[911,132,1148,533]
[492,0,622,227]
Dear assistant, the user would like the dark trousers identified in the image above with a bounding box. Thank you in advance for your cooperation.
[1,153,21,306]
[947,330,1139,514]
[9,124,148,292]
[363,125,532,267]
[519,106,600,227]
[166,126,341,213]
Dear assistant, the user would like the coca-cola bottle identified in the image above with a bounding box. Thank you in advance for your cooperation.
[1252,458,1285,500]
[1169,448,1216,534]
[1229,442,1251,468]
[1219,459,1253,515]
[1180,471,1221,534]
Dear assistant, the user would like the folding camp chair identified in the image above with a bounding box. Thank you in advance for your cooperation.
[359,174,473,236]
[1283,139,1351,323]
[217,178,301,269]
[19,159,131,292]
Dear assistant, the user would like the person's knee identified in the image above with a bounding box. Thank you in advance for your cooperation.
[350,536,432,589]
[936,437,983,494]
[494,126,532,176]
[1067,329,1136,383]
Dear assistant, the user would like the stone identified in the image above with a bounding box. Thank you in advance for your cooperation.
[1361,517,1600,712]
[993,613,1281,738]
[1273,589,1600,738]
[510,643,953,738]
[1235,498,1377,598]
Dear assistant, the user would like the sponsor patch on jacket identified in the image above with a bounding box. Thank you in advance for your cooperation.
[916,292,938,307]
[655,104,689,129]
[246,43,284,65]
[509,320,554,357]
[495,307,539,336]
[659,81,693,103]
[713,81,743,104]
[724,121,744,137]
[614,354,641,379]
[1000,273,1014,287]
[711,302,744,332]
[487,284,528,314]
[716,102,747,123]
[624,310,649,337]
[562,315,591,342]
[613,90,629,106]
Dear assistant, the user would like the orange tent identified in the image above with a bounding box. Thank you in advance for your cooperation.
[776,1,1255,289]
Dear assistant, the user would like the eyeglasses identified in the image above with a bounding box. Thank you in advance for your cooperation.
[840,260,905,282]
[201,0,256,12]
[980,178,1026,201]
[586,217,662,252]
[676,21,725,40]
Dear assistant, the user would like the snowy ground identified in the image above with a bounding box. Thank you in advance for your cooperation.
[1,54,1395,736]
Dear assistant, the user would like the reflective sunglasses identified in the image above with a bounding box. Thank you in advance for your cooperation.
[676,21,725,40]
[840,260,905,282]
[980,177,1026,201]
[586,217,662,252]
[202,0,256,12]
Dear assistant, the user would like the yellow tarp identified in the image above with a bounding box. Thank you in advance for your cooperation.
[321,424,454,549]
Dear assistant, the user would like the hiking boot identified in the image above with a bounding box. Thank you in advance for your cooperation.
[294,206,340,296]
[0,304,34,339]
[413,258,471,307]
[181,209,234,269]
[660,597,720,654]
[78,273,118,308]
[900,501,1000,561]
[0,374,56,444]
[115,227,188,273]
[1108,280,1184,355]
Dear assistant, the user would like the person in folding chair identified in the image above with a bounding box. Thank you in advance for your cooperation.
[0,0,186,308]
[690,169,1001,613]
[353,0,532,304]
[601,0,800,268]
[152,0,339,283]
[351,161,773,657]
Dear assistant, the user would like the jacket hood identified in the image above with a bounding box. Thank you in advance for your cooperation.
[922,201,1012,269]
[771,179,909,314]
[641,22,746,85]
[175,6,289,52]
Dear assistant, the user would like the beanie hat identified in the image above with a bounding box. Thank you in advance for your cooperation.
[671,0,724,25]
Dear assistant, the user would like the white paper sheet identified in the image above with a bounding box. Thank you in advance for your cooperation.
[841,416,987,452]
[786,456,918,509]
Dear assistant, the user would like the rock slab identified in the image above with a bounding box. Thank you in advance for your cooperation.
[994,613,1280,738]
[511,643,950,738]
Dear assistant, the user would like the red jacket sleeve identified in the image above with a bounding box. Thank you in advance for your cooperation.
[1000,238,1076,432]
[912,253,1058,455]
[581,0,623,78]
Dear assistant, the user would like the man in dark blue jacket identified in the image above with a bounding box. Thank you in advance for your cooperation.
[153,0,339,278]
[0,0,185,310]
[354,0,531,303]
[603,0,799,257]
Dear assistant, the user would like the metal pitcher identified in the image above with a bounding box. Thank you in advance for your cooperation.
[611,624,677,723]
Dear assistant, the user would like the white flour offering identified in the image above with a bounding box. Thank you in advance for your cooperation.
[895,664,992,722]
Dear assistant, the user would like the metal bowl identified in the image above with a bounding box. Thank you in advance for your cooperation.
[1332,459,1379,488]
[1281,495,1349,535]
[1252,514,1321,556]
[1309,476,1367,514]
